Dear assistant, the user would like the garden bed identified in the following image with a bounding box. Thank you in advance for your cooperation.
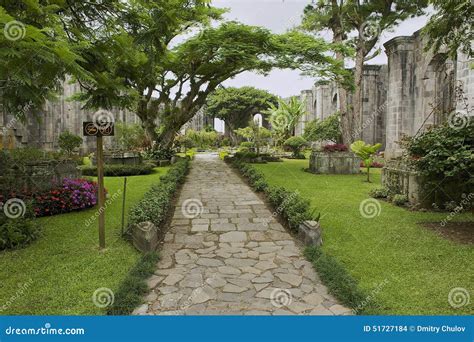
[0,166,170,315]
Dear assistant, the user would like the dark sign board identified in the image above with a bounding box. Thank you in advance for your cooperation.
[83,122,114,137]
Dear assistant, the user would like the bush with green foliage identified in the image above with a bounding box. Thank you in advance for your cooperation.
[304,112,341,143]
[185,129,219,149]
[128,158,189,230]
[58,131,83,156]
[143,148,174,161]
[80,163,155,177]
[0,205,42,251]
[284,136,307,158]
[115,123,150,151]
[369,187,391,199]
[392,194,408,207]
[402,122,473,188]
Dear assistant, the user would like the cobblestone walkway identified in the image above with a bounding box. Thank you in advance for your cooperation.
[134,153,351,315]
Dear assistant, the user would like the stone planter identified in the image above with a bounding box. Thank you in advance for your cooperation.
[309,151,360,174]
[0,159,80,192]
[382,160,472,209]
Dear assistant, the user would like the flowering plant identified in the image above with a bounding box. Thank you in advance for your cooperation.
[322,144,348,152]
[0,178,101,217]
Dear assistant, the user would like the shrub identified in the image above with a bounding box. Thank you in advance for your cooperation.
[233,161,315,231]
[115,123,150,151]
[58,131,83,156]
[0,217,42,251]
[108,252,160,315]
[402,122,473,187]
[304,247,379,314]
[218,151,229,160]
[323,143,348,153]
[369,187,390,199]
[304,112,341,143]
[80,163,155,177]
[0,178,99,217]
[143,148,174,161]
[128,158,189,230]
[392,194,408,206]
[283,136,307,158]
[361,160,384,168]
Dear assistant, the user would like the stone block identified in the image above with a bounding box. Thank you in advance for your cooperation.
[132,221,159,252]
[298,221,322,247]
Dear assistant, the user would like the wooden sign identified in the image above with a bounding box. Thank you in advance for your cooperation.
[83,121,114,137]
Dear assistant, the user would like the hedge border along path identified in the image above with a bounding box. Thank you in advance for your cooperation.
[108,157,190,315]
[134,153,351,316]
[230,157,380,315]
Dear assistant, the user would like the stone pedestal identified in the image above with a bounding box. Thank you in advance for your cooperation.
[132,221,158,253]
[309,151,360,174]
[298,221,322,246]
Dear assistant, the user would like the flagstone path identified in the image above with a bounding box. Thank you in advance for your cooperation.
[134,153,351,315]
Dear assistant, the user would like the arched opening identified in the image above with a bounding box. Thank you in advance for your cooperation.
[253,113,263,127]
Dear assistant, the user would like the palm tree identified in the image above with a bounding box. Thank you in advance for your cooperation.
[264,97,307,145]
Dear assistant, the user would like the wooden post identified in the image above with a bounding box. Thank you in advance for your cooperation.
[96,135,106,249]
[121,177,127,236]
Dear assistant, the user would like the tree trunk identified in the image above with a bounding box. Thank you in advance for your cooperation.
[156,128,178,150]
[136,98,159,144]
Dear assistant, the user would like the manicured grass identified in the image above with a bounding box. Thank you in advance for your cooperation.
[0,167,169,315]
[254,159,474,315]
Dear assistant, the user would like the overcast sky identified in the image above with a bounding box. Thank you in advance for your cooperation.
[214,0,431,98]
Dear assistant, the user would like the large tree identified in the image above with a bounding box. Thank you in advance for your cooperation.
[76,0,342,149]
[205,86,278,144]
[423,0,473,59]
[302,0,428,144]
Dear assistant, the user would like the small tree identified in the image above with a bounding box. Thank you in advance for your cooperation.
[350,140,382,182]
[115,123,150,151]
[284,136,308,158]
[264,97,307,146]
[58,131,82,156]
[234,120,271,157]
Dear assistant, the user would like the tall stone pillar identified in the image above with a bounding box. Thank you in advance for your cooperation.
[383,36,416,159]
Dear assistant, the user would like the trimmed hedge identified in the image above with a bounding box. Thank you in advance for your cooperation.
[80,163,155,177]
[128,158,189,231]
[107,252,160,315]
[304,247,379,315]
[231,159,314,231]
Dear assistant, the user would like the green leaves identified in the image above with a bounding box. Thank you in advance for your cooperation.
[350,140,382,161]
[304,112,341,143]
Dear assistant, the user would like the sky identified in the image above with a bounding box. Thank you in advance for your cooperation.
[214,0,432,98]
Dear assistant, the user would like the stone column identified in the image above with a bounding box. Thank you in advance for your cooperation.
[384,36,416,159]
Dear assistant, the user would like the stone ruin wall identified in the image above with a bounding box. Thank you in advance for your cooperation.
[297,30,473,159]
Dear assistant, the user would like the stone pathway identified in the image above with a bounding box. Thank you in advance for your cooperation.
[134,153,351,315]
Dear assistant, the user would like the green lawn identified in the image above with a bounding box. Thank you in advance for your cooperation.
[0,167,169,315]
[255,159,473,315]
